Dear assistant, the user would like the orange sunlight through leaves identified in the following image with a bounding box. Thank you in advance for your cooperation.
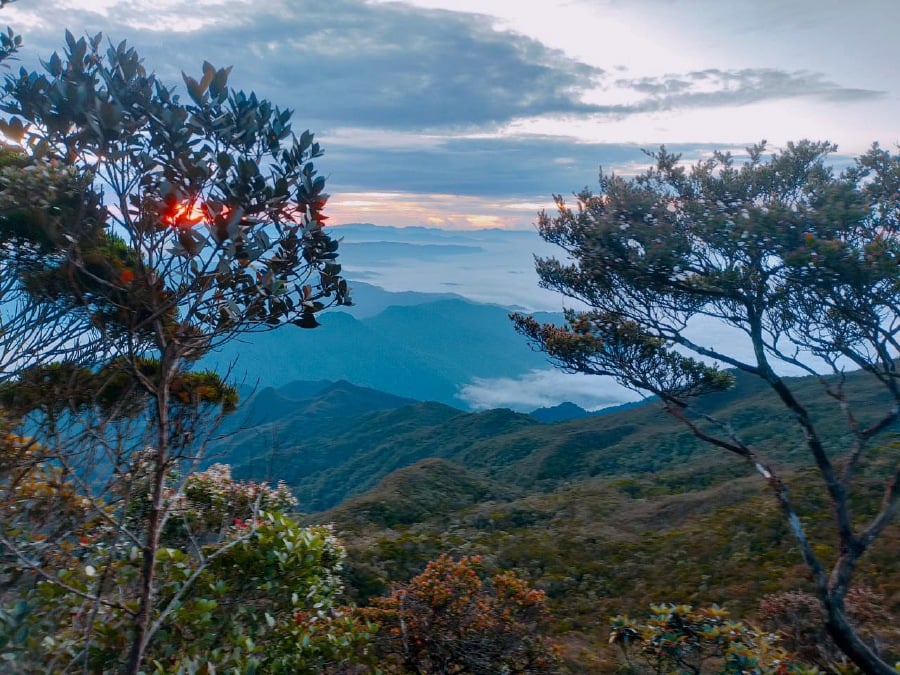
[163,201,232,230]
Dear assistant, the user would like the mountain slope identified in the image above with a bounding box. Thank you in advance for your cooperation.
[200,296,558,408]
[325,464,900,670]
[212,380,422,473]
[337,281,463,319]
[224,365,897,513]
[327,458,517,528]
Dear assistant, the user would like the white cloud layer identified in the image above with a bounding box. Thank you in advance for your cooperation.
[458,368,642,412]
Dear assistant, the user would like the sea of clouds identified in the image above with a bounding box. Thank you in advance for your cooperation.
[334,224,816,412]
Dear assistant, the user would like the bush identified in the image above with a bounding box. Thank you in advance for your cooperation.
[364,554,561,673]
[609,603,814,674]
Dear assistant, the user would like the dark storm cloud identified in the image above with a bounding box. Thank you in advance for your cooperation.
[5,0,605,130]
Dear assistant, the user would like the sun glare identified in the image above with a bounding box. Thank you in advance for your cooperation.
[164,201,230,230]
[164,202,207,229]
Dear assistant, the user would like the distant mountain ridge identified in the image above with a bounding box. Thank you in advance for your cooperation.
[327,223,570,312]
[218,379,416,435]
[200,286,562,409]
[337,281,463,319]
[217,366,897,514]
[528,398,653,422]
[528,401,592,422]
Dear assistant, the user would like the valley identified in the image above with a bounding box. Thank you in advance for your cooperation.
[211,360,900,668]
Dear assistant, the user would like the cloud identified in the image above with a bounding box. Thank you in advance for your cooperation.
[458,368,642,412]
[332,224,567,309]
[322,140,855,228]
[610,68,883,114]
[324,137,858,205]
[1,0,880,223]
[9,0,877,139]
[338,241,482,264]
[324,136,726,197]
[5,0,606,131]
[600,0,883,35]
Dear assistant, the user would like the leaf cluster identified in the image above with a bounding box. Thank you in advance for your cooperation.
[610,603,814,674]
[514,141,899,403]
[0,359,237,420]
[364,553,561,674]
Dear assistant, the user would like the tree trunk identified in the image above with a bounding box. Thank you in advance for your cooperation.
[125,361,172,675]
[825,600,897,675]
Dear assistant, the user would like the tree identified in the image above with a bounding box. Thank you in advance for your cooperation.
[512,141,899,674]
[609,603,810,674]
[0,442,375,672]
[0,31,349,672]
[757,588,899,670]
[364,554,561,674]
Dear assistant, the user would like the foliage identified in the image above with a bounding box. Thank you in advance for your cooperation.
[512,141,900,673]
[173,462,296,534]
[0,429,374,672]
[0,7,20,67]
[609,604,813,674]
[325,457,510,529]
[0,29,349,672]
[364,553,561,674]
[0,31,348,368]
[288,471,900,671]
[0,422,101,583]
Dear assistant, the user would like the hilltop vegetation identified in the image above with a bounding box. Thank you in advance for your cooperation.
[222,366,894,509]
[208,369,900,669]
[323,449,900,670]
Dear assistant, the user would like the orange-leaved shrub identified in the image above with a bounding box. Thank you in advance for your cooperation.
[364,553,561,674]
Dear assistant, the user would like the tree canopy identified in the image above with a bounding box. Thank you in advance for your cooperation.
[513,140,899,674]
[0,31,348,373]
[0,31,351,673]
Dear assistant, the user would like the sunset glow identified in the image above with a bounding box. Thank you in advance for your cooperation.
[164,201,229,230]
[327,191,556,230]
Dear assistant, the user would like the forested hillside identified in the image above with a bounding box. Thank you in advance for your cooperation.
[327,458,900,670]
[211,368,900,669]
[221,367,895,511]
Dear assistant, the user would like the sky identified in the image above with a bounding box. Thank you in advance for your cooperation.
[3,0,894,410]
[3,0,898,230]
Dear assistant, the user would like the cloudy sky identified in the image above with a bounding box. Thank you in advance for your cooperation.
[4,0,898,230]
[4,0,893,410]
